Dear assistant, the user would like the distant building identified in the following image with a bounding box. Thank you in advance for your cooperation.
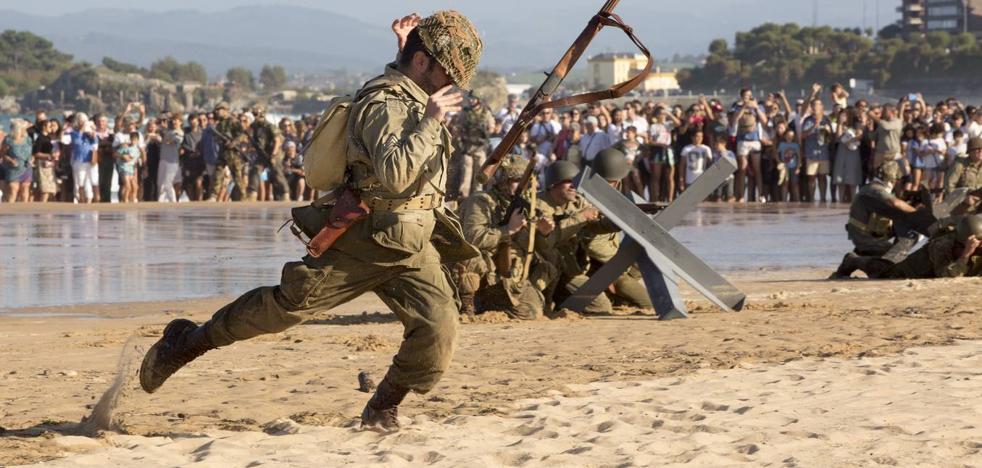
[587,53,680,93]
[899,0,982,35]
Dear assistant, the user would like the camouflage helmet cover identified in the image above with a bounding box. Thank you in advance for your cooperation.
[417,10,483,89]
[968,137,982,153]
[495,154,528,184]
[956,215,982,243]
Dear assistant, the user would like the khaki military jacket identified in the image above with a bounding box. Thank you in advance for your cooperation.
[214,117,247,162]
[946,159,982,193]
[250,119,281,161]
[928,233,982,278]
[333,64,476,267]
[458,187,536,279]
[535,190,618,277]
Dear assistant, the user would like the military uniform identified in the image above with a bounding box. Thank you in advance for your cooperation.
[857,232,982,279]
[449,104,494,199]
[946,158,982,194]
[454,183,555,320]
[535,190,619,313]
[845,180,904,256]
[209,115,249,200]
[581,231,653,309]
[249,116,290,200]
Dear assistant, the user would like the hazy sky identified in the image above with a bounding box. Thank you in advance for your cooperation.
[4,0,901,31]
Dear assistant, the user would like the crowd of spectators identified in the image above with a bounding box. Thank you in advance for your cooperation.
[0,81,979,205]
[484,83,979,205]
[0,104,317,203]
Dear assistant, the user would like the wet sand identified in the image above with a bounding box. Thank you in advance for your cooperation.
[1,203,980,466]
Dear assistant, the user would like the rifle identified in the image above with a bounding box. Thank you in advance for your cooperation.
[477,0,652,225]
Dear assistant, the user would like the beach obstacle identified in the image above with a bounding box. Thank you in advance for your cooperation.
[560,157,746,319]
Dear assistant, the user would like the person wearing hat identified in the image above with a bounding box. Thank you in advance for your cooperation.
[946,137,982,195]
[453,154,557,320]
[839,215,982,279]
[533,159,620,314]
[830,163,926,279]
[206,101,250,201]
[578,148,654,310]
[140,11,483,431]
[247,104,290,201]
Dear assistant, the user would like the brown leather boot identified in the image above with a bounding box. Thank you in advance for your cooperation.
[360,378,409,431]
[139,319,216,393]
[459,292,476,319]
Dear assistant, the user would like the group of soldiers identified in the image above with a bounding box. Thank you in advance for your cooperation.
[831,137,982,280]
[135,8,981,437]
[452,148,652,320]
[208,102,291,201]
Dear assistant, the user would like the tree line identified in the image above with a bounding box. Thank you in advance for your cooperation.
[678,23,982,91]
[0,29,289,96]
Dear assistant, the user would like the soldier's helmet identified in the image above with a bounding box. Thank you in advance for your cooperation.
[875,162,902,184]
[591,148,631,182]
[544,160,579,188]
[968,137,982,153]
[956,215,982,243]
[495,154,529,185]
[417,11,483,90]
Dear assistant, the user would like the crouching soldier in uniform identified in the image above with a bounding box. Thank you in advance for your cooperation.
[138,11,483,431]
[581,148,653,310]
[535,159,619,314]
[840,215,982,279]
[453,154,557,320]
[831,163,927,279]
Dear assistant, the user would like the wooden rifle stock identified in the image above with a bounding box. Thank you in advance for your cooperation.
[478,0,651,193]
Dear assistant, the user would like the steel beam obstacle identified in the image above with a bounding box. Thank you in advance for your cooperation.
[560,158,745,319]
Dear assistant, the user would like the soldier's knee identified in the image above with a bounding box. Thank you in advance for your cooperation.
[276,261,326,312]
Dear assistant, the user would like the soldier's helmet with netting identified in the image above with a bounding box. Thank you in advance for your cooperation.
[544,160,579,188]
[417,11,483,90]
[875,163,902,184]
[495,154,529,185]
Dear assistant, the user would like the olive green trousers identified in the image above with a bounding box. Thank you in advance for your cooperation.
[204,248,459,394]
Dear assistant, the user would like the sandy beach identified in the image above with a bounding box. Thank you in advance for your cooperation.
[2,267,980,466]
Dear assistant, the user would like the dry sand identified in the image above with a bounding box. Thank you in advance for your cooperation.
[1,269,980,466]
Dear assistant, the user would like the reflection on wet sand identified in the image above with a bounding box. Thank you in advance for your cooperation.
[0,204,852,310]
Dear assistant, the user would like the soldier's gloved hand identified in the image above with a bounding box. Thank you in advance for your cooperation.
[506,209,527,235]
[536,217,555,236]
[425,85,463,123]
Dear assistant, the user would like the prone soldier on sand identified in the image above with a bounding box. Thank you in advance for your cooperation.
[139,11,483,431]
[838,215,982,279]
[453,154,558,320]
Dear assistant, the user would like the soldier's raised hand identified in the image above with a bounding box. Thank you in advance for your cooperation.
[425,85,463,122]
[391,13,420,52]
[962,236,981,259]
[536,217,555,236]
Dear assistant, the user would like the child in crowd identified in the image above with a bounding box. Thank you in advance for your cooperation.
[948,129,967,162]
[115,131,142,203]
[908,126,927,191]
[679,129,713,192]
[777,128,801,202]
